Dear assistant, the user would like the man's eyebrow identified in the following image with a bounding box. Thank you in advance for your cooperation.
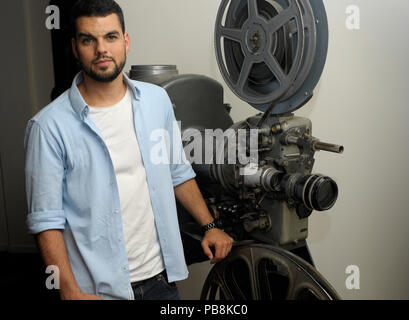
[106,31,121,36]
[77,31,120,39]
[78,33,95,39]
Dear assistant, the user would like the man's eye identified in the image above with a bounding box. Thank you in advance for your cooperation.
[107,35,118,40]
[82,38,93,44]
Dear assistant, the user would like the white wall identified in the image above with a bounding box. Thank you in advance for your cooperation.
[120,0,409,300]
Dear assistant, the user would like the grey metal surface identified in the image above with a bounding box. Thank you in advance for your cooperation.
[161,74,234,132]
[279,0,317,100]
[201,244,340,300]
[256,0,329,113]
[129,65,179,85]
[214,0,329,115]
[130,68,234,133]
[215,0,305,106]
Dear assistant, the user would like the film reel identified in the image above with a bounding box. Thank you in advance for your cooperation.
[201,244,340,300]
[215,0,328,114]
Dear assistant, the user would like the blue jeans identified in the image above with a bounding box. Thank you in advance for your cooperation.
[131,271,180,300]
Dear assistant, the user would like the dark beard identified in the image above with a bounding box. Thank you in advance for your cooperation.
[79,55,126,83]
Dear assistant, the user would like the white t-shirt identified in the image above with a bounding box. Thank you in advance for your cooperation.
[88,88,165,282]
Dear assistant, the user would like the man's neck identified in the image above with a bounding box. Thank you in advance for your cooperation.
[78,72,127,108]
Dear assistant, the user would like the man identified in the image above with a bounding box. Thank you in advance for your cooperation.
[24,0,233,300]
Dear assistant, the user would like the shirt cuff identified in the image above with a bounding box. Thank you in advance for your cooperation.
[172,169,196,188]
[26,210,66,235]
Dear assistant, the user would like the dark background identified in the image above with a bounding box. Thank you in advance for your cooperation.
[0,0,78,299]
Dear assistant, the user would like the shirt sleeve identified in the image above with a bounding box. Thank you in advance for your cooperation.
[24,120,66,234]
[164,93,197,188]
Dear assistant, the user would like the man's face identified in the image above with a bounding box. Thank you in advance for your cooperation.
[72,14,130,83]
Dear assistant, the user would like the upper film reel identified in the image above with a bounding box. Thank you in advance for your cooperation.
[215,0,329,114]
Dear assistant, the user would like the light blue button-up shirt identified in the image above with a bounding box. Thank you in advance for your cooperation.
[24,72,196,300]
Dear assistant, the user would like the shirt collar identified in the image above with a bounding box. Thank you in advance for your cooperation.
[69,71,141,119]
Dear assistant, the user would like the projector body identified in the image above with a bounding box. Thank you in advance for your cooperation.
[129,0,343,300]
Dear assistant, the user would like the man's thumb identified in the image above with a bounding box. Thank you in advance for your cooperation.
[202,241,213,260]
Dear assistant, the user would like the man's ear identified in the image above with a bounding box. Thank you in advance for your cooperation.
[71,37,79,60]
[124,32,130,54]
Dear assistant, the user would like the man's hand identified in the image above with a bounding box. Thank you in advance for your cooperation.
[62,293,104,300]
[201,228,234,264]
[174,179,234,263]
[37,230,104,301]
[61,288,104,300]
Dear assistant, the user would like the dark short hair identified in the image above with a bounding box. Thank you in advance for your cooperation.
[70,0,125,37]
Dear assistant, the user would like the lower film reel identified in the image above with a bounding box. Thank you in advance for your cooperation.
[201,244,341,300]
[215,0,328,114]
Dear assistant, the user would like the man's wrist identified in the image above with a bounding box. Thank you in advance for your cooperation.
[202,220,217,233]
[59,279,82,299]
[60,287,82,300]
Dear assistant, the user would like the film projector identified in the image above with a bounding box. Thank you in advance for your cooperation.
[130,0,343,300]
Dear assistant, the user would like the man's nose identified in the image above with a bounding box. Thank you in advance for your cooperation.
[95,39,108,55]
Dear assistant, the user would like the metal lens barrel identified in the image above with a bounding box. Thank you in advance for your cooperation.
[283,173,338,211]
